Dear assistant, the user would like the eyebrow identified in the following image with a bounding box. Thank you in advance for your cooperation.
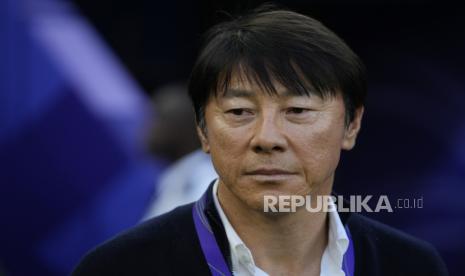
[222,88,306,99]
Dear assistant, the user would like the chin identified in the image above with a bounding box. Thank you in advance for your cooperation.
[251,180,312,196]
[236,183,311,211]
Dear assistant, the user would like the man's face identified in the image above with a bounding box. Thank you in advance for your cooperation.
[198,74,363,211]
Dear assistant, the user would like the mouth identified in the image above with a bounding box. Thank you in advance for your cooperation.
[245,169,295,175]
[244,168,297,181]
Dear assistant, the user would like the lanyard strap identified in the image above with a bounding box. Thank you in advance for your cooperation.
[193,192,232,276]
[193,191,355,276]
[343,224,355,276]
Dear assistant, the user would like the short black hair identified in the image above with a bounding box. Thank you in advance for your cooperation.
[188,6,366,130]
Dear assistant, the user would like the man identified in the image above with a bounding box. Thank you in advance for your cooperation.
[73,7,448,276]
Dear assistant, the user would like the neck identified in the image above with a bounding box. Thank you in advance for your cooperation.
[217,182,331,275]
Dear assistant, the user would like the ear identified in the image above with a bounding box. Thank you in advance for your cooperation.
[342,107,364,150]
[196,126,210,153]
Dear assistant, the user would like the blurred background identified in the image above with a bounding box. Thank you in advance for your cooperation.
[1,0,464,275]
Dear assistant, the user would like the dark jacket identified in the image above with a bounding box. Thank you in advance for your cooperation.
[73,184,448,276]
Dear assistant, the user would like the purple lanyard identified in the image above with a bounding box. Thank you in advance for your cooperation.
[193,191,355,276]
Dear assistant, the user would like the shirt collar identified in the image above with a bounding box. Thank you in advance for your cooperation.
[324,198,350,275]
[213,180,243,248]
[211,179,350,276]
[212,180,259,275]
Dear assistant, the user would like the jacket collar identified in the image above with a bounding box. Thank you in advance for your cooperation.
[202,180,233,269]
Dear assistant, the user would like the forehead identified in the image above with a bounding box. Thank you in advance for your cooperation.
[217,72,307,100]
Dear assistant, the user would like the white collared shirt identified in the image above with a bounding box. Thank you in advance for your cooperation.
[212,180,349,276]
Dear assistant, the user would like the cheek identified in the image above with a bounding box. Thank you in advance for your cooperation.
[209,124,246,156]
[294,122,345,177]
[207,124,249,177]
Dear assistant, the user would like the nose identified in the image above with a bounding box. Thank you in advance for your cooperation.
[250,112,287,154]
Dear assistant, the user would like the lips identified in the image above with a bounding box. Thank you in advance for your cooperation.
[244,169,296,182]
[245,169,295,175]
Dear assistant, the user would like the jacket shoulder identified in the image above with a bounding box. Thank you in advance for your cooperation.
[348,213,448,276]
[72,203,207,275]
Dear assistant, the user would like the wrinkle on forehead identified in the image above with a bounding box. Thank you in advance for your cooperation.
[214,62,339,102]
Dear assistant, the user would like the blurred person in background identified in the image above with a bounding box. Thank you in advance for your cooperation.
[73,6,448,275]
[143,83,217,219]
[147,83,200,162]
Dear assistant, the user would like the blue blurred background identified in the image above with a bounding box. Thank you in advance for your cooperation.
[1,0,464,275]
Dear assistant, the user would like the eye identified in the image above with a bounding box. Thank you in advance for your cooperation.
[287,107,309,114]
[230,109,246,116]
[227,108,252,116]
